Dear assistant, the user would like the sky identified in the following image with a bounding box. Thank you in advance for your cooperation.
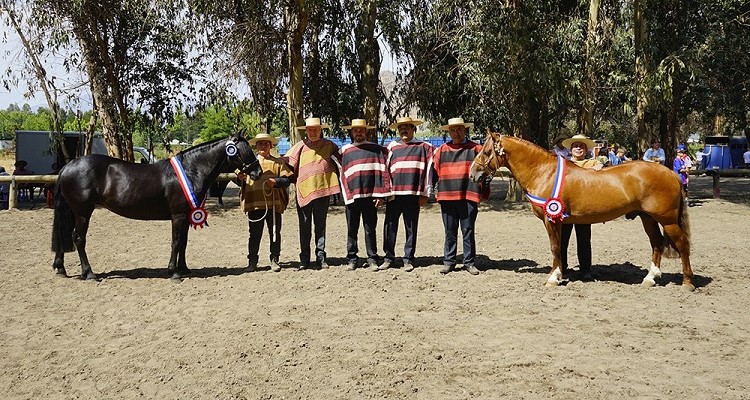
[0,25,400,112]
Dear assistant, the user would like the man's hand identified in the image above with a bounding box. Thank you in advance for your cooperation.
[374,198,384,208]
[418,196,428,207]
[265,178,276,188]
[236,171,247,180]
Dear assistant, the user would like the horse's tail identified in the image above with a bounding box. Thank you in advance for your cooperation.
[51,184,75,253]
[661,193,690,258]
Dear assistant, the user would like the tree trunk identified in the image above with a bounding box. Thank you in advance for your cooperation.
[285,0,307,144]
[361,0,380,141]
[634,0,649,145]
[580,0,600,137]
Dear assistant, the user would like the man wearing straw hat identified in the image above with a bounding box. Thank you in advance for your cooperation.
[237,133,294,272]
[338,118,392,271]
[432,117,486,275]
[287,117,341,270]
[377,116,434,272]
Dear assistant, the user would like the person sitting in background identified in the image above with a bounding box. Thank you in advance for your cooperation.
[12,160,35,201]
[642,139,666,164]
[0,166,9,209]
[608,145,620,166]
[550,130,572,159]
[616,148,629,164]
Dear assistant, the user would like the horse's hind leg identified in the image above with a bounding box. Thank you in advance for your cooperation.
[73,213,97,280]
[663,224,695,291]
[639,214,663,287]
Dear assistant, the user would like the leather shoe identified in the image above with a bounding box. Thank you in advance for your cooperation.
[270,260,281,272]
[403,262,414,272]
[465,265,480,275]
[440,264,453,274]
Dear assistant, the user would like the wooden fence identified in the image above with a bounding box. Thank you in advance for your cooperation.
[0,173,239,210]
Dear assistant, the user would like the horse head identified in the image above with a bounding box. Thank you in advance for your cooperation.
[470,131,505,182]
[226,134,262,180]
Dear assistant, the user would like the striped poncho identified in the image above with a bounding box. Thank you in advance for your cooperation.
[385,139,435,197]
[432,140,483,203]
[338,141,392,205]
[286,138,341,207]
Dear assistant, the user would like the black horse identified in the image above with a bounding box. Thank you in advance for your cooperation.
[51,134,262,280]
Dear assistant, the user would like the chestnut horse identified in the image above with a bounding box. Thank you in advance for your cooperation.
[469,132,694,290]
[51,135,262,280]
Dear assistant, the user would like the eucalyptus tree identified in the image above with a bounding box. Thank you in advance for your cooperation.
[3,0,195,161]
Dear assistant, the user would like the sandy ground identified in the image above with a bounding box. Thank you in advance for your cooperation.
[1,175,749,399]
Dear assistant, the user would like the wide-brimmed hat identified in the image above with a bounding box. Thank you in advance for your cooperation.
[552,134,570,144]
[14,160,28,168]
[562,134,596,150]
[342,118,376,130]
[248,133,279,146]
[296,117,330,131]
[440,117,474,131]
[389,116,423,130]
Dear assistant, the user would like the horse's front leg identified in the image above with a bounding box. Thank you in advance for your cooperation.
[543,220,564,287]
[169,215,191,279]
[73,214,97,280]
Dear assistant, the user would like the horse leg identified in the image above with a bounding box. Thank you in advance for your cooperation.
[52,252,67,277]
[544,221,564,287]
[168,215,190,279]
[639,214,663,287]
[73,213,97,280]
[663,224,695,291]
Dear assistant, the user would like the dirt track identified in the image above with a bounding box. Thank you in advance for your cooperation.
[1,175,749,399]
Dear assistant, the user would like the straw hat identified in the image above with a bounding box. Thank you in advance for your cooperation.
[562,134,596,150]
[440,117,474,131]
[389,116,423,130]
[296,117,331,131]
[14,160,28,168]
[342,118,376,130]
[248,133,279,146]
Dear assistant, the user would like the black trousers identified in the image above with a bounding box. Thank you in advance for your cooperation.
[439,200,478,267]
[560,223,592,271]
[383,195,421,263]
[345,197,379,263]
[297,196,329,264]
[247,209,283,265]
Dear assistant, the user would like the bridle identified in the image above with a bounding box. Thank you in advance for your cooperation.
[226,138,260,174]
[474,133,503,176]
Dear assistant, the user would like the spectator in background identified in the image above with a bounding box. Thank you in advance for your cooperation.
[0,166,9,209]
[13,160,35,201]
[743,147,750,167]
[12,160,33,175]
[608,145,620,166]
[673,148,689,198]
[643,139,666,164]
[616,148,629,164]
[551,129,572,159]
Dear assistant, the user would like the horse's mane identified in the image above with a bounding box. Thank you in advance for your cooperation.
[176,137,227,157]
[499,134,556,160]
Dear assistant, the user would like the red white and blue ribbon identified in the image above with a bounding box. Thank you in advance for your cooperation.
[525,155,568,223]
[170,157,209,229]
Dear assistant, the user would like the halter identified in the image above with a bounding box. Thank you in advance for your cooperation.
[474,133,503,175]
[226,138,260,174]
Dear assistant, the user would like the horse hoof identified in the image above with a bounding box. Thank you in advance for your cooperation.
[641,278,656,287]
[545,281,560,287]
[54,268,67,277]
[682,283,696,292]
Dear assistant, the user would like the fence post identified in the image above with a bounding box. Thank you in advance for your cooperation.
[9,175,17,209]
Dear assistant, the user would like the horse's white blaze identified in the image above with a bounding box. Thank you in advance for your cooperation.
[546,267,562,286]
[642,262,662,286]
